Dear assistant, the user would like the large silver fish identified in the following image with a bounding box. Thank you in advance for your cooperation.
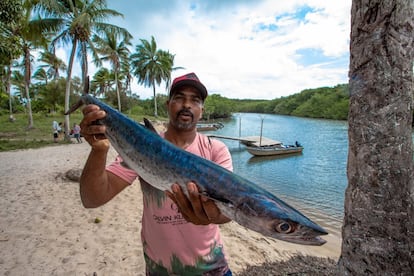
[68,84,328,246]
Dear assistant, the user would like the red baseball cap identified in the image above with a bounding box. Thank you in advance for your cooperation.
[169,72,208,101]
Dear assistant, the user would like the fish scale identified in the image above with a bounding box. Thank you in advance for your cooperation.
[69,91,328,246]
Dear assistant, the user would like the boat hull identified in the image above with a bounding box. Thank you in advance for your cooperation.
[196,122,224,131]
[246,146,303,156]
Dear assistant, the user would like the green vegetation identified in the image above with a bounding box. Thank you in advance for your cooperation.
[0,112,80,151]
[0,0,351,151]
[224,83,349,120]
[272,84,349,120]
[0,83,350,151]
[203,94,236,119]
[0,113,72,140]
[0,105,162,151]
[1,0,176,138]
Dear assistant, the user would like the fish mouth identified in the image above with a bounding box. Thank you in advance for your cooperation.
[298,236,327,246]
[278,235,327,246]
[285,227,328,246]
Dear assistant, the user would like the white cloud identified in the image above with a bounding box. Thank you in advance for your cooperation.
[53,0,351,100]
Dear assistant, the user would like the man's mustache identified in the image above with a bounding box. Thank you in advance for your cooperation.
[177,109,194,119]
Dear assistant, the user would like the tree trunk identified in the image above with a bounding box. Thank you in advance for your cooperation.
[115,70,121,111]
[24,46,34,129]
[81,42,88,85]
[64,39,77,141]
[152,81,158,117]
[338,0,414,274]
[6,62,15,122]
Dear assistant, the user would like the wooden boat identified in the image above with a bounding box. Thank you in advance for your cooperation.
[246,143,303,156]
[243,117,303,156]
[196,122,224,131]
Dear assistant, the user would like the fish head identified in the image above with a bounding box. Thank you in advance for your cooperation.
[233,193,328,246]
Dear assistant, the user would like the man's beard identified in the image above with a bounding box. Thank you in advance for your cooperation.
[173,109,196,130]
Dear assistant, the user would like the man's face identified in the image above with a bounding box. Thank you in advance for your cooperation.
[167,86,204,130]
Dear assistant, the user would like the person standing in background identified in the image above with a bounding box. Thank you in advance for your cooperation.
[52,120,60,143]
[72,123,82,143]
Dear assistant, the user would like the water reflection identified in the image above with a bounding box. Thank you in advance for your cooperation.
[205,113,348,222]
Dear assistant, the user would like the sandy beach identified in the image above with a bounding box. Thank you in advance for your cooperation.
[0,142,342,275]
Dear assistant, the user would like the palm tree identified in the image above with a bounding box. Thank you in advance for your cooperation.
[0,54,18,121]
[130,36,177,117]
[37,49,67,80]
[42,0,129,138]
[38,77,66,113]
[121,61,133,97]
[0,0,23,121]
[10,70,26,101]
[33,67,49,85]
[338,0,414,274]
[93,28,132,111]
[91,67,113,97]
[10,0,55,128]
[0,0,22,25]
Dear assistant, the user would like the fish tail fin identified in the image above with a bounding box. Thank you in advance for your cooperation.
[64,76,90,115]
[143,118,159,134]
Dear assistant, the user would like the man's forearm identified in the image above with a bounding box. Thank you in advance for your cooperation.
[80,148,110,208]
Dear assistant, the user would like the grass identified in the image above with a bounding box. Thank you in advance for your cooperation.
[0,112,79,151]
[0,111,164,152]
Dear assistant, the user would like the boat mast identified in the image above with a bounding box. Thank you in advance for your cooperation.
[259,116,264,147]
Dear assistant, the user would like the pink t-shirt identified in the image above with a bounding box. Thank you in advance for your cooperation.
[106,132,233,275]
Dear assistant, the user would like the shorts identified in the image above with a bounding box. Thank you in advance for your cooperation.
[53,132,58,138]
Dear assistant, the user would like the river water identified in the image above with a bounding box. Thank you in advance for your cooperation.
[204,113,348,230]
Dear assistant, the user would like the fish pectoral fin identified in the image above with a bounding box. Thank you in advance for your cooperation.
[143,118,159,134]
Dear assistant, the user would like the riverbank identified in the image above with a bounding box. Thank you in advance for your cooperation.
[0,142,342,275]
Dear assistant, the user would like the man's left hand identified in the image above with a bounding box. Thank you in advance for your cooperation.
[166,182,231,225]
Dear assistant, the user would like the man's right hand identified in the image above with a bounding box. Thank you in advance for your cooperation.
[80,104,110,151]
[79,104,129,208]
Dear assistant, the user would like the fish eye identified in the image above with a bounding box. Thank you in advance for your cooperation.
[274,222,294,234]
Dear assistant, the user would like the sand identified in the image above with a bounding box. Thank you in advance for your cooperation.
[0,142,342,275]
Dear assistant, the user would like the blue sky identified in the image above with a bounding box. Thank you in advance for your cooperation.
[59,0,351,100]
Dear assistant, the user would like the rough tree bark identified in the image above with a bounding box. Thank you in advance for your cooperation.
[338,0,414,274]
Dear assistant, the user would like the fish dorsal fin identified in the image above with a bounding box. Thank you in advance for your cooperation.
[143,118,158,134]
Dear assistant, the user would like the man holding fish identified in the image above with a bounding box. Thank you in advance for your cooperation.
[79,73,234,275]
